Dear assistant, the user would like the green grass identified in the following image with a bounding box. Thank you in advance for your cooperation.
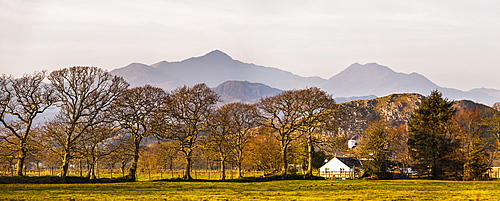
[1,179,499,200]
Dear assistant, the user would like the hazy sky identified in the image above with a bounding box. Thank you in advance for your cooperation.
[1,0,499,91]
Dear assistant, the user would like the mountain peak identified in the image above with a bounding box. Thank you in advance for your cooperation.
[323,62,439,98]
[202,49,232,60]
[345,62,393,73]
[331,63,394,80]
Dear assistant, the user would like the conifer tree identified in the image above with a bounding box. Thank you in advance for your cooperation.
[408,90,459,179]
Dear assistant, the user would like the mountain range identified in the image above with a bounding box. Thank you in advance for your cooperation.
[110,50,500,105]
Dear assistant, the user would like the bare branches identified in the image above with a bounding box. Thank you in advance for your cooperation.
[205,102,260,180]
[109,85,169,181]
[45,66,129,182]
[164,83,219,180]
[0,71,57,176]
[258,87,338,177]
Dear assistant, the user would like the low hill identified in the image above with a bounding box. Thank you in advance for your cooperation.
[213,81,283,104]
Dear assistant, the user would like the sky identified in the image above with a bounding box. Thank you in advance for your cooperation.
[1,0,499,91]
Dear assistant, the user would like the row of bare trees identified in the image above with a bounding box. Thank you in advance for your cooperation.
[1,66,342,182]
[5,67,499,182]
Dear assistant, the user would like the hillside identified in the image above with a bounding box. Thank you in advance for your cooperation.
[338,93,494,139]
[339,93,424,139]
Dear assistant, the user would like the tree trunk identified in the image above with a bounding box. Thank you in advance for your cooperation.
[79,159,83,177]
[281,145,288,177]
[182,154,193,180]
[236,160,243,178]
[236,150,243,178]
[220,158,226,181]
[306,135,314,179]
[170,158,174,178]
[86,163,92,179]
[16,148,27,176]
[128,155,138,181]
[86,162,96,180]
[121,163,126,177]
[127,140,141,181]
[61,151,71,183]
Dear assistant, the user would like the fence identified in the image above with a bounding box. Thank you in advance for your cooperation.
[0,168,266,181]
[319,170,362,179]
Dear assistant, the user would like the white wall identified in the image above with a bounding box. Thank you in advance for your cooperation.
[319,158,351,172]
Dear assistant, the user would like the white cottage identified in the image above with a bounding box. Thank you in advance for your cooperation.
[319,157,363,178]
[488,159,500,179]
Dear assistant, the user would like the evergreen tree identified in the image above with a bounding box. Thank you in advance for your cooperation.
[408,90,459,179]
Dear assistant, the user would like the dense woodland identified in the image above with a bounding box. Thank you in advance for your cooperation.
[1,66,500,182]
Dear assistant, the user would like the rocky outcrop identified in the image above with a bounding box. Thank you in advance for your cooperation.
[337,93,495,140]
[338,93,424,139]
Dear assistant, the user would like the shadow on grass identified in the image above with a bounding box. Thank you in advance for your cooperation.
[0,176,133,184]
[0,174,326,184]
[155,174,326,183]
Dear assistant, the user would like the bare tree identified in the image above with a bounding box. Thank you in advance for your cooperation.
[103,133,134,177]
[454,107,492,180]
[389,124,412,176]
[210,103,260,179]
[80,121,119,180]
[109,85,168,181]
[246,126,282,174]
[358,120,393,179]
[164,84,219,180]
[205,107,233,181]
[157,140,180,177]
[487,108,500,169]
[204,103,259,180]
[0,138,16,175]
[259,90,307,177]
[293,87,338,178]
[0,72,57,176]
[46,66,128,182]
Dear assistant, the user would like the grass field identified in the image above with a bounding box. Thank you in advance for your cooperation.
[1,178,500,200]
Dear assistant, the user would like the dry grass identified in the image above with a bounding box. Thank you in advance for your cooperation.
[1,179,499,200]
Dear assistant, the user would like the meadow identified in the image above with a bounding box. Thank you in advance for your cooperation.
[1,178,500,200]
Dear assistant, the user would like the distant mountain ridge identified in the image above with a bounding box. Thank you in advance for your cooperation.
[322,63,439,97]
[110,50,500,106]
[110,63,187,90]
[150,50,324,90]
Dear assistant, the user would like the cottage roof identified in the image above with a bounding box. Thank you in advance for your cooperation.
[337,157,362,168]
